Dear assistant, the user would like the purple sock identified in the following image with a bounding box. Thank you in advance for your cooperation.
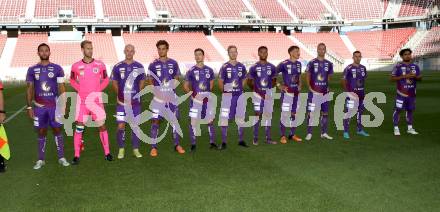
[253,120,260,141]
[208,124,215,144]
[117,129,125,148]
[280,122,286,137]
[290,115,297,136]
[189,125,196,145]
[306,113,313,134]
[221,126,228,144]
[320,115,329,134]
[356,112,363,132]
[132,129,140,149]
[151,123,159,148]
[173,127,180,146]
[343,118,349,133]
[38,136,46,161]
[54,134,64,159]
[238,127,244,142]
[393,109,400,126]
[265,126,271,142]
[406,110,414,126]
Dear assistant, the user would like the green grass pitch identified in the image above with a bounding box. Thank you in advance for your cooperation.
[1,71,439,211]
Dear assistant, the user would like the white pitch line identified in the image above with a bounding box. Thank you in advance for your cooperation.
[5,105,27,124]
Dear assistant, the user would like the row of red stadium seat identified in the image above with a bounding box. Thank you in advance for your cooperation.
[415,27,440,58]
[10,29,421,67]
[102,0,149,21]
[346,28,416,59]
[35,0,95,18]
[0,0,437,21]
[153,0,205,19]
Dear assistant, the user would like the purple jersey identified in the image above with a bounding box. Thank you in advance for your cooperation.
[185,65,215,96]
[277,59,302,94]
[111,61,146,105]
[306,58,333,93]
[219,62,247,94]
[391,62,420,97]
[148,58,181,92]
[248,62,277,95]
[26,63,65,107]
[342,64,367,98]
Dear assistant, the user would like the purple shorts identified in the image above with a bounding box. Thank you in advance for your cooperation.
[115,104,141,124]
[306,91,330,113]
[395,93,415,111]
[220,94,241,120]
[149,98,180,121]
[33,106,62,129]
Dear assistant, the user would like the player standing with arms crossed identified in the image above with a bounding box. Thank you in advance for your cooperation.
[391,48,422,136]
[111,44,146,159]
[26,43,69,169]
[70,40,112,164]
[277,46,303,144]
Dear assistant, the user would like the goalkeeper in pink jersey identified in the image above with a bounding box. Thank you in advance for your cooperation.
[70,40,113,165]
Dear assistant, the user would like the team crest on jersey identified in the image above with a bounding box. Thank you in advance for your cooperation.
[41,81,51,92]
[324,67,329,72]
[267,69,272,75]
[132,71,139,78]
[168,69,174,75]
[361,70,365,77]
[48,72,55,78]
[257,70,261,77]
[93,68,99,74]
[35,74,40,80]
[205,73,211,79]
[156,70,162,77]
[238,71,243,77]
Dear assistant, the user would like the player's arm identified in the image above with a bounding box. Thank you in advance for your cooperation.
[26,82,34,119]
[218,67,225,92]
[98,68,110,91]
[69,67,80,91]
[112,80,119,100]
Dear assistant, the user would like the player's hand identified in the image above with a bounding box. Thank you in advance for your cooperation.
[406,73,416,79]
[27,108,34,120]
[0,113,5,123]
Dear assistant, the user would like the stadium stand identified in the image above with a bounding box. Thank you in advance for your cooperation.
[346,28,416,59]
[213,32,313,61]
[205,0,250,19]
[102,0,149,21]
[327,0,385,20]
[282,0,329,21]
[292,32,351,59]
[34,0,95,18]
[153,0,205,19]
[84,33,118,65]
[399,0,431,17]
[0,0,27,22]
[122,32,224,64]
[249,0,292,22]
[415,27,440,58]
[11,32,117,67]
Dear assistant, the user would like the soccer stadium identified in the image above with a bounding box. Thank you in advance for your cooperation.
[0,0,439,211]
